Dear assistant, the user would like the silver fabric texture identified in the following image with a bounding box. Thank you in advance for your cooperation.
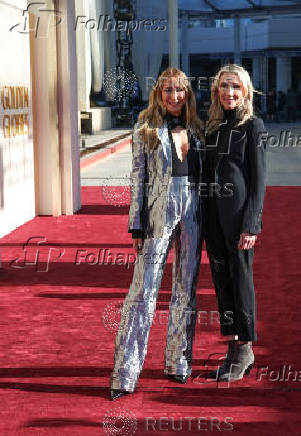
[111,177,202,392]
[128,121,203,238]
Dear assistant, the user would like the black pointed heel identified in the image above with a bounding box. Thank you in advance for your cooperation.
[167,373,190,384]
[244,362,254,376]
[110,389,130,401]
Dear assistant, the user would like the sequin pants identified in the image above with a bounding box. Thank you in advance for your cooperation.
[110,177,201,392]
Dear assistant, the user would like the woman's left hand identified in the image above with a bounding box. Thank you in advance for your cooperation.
[238,233,257,250]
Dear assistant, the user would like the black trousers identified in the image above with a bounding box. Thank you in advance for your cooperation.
[204,199,257,342]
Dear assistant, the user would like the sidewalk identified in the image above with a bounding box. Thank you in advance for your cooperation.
[80,128,132,155]
[80,128,133,170]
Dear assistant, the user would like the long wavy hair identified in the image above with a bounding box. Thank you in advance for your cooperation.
[137,67,203,150]
[207,64,258,134]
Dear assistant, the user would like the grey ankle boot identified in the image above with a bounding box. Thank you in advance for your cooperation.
[218,342,254,382]
[207,340,237,380]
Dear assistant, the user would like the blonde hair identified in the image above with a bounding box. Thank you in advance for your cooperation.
[137,67,203,150]
[207,64,258,134]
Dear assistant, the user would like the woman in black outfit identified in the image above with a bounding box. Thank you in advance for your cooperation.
[203,64,266,381]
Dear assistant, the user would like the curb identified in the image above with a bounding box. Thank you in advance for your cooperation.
[80,137,132,169]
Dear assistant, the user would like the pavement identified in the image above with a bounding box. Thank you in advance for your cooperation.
[80,128,133,186]
[80,128,132,151]
[264,122,301,186]
[80,122,301,186]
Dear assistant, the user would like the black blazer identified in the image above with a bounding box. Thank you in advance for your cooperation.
[203,116,267,241]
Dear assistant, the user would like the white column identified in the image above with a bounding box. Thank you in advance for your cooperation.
[30,0,81,216]
[30,0,61,216]
[181,12,189,76]
[234,16,241,65]
[56,0,81,214]
[168,0,178,68]
[276,56,292,93]
[75,0,91,111]
[90,0,105,93]
[104,0,116,102]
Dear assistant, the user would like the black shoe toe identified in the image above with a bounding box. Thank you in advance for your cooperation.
[110,389,130,400]
[167,374,189,384]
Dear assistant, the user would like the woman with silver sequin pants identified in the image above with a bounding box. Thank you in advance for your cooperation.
[110,68,204,398]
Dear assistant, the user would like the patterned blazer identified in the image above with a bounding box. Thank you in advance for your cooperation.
[128,121,204,239]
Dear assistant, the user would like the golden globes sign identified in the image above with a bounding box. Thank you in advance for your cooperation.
[0,86,29,138]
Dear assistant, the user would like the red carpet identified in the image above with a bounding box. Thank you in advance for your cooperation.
[0,186,300,435]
